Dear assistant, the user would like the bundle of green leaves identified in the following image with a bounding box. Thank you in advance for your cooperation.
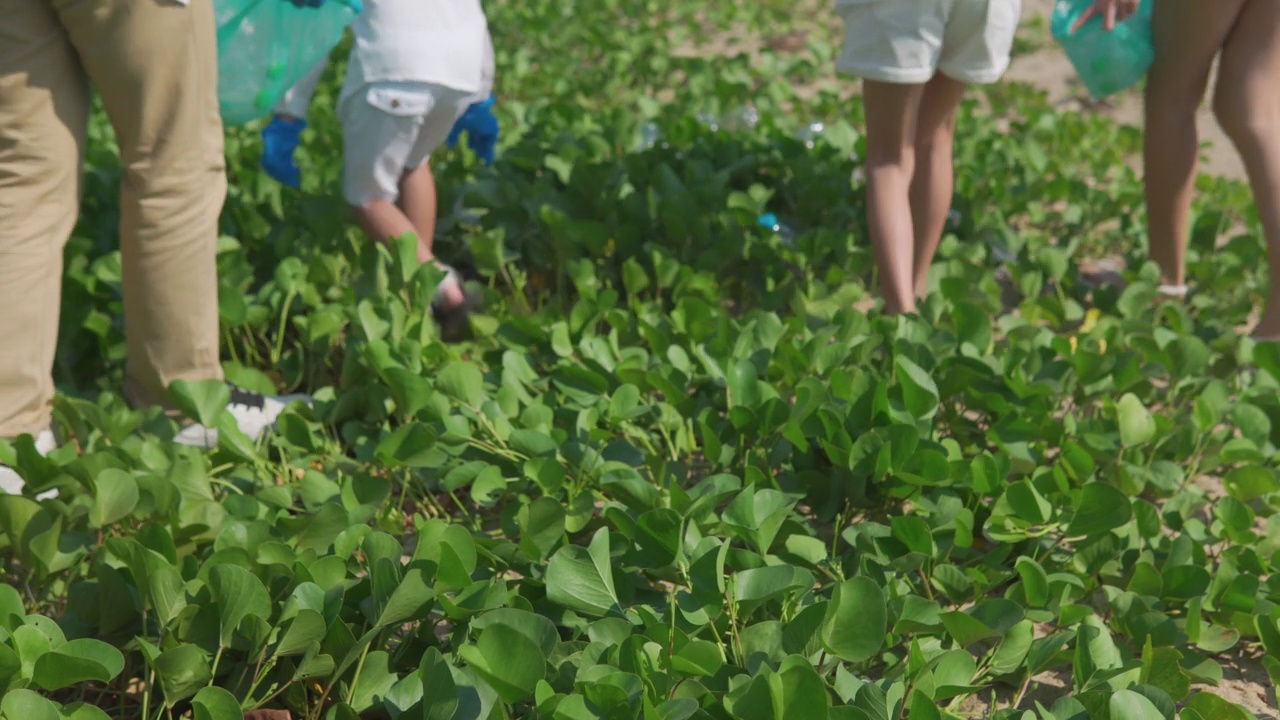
[1,0,1277,718]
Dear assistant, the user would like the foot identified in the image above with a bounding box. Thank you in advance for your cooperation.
[881,297,917,317]
[431,263,481,342]
[0,429,59,498]
[173,385,311,449]
[434,264,467,309]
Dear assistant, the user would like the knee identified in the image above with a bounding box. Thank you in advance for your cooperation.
[1213,85,1271,145]
[1145,69,1206,121]
[916,121,956,156]
[865,142,916,174]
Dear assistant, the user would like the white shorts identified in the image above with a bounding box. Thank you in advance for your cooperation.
[338,81,474,206]
[835,0,1022,85]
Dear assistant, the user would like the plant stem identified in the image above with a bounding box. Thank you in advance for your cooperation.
[344,642,373,706]
[209,645,226,687]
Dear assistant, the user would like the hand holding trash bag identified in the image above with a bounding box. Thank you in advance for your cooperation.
[1071,0,1140,32]
[1051,0,1153,100]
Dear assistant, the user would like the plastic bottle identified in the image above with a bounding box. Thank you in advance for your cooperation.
[215,0,364,126]
[638,121,662,150]
[757,213,795,248]
[1051,0,1155,100]
[796,121,825,149]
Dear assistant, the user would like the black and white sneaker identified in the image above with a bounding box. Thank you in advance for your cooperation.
[174,385,311,449]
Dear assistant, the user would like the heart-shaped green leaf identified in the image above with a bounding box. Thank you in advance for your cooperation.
[546,527,621,617]
[822,577,886,663]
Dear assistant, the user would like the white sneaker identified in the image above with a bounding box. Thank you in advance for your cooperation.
[0,429,60,499]
[173,385,311,449]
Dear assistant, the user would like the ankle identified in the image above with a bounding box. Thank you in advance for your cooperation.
[882,297,917,316]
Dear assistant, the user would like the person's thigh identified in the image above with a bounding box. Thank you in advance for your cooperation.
[1215,0,1280,108]
[863,80,927,164]
[836,0,946,85]
[915,74,968,144]
[938,0,1021,85]
[1147,0,1246,108]
[404,86,475,172]
[53,0,225,172]
[340,84,431,207]
[0,0,89,436]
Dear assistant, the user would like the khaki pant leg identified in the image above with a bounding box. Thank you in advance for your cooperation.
[53,0,227,410]
[0,0,89,438]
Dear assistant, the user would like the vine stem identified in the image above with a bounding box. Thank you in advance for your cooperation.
[141,666,153,720]
[345,641,373,706]
[208,644,226,687]
[1012,671,1033,709]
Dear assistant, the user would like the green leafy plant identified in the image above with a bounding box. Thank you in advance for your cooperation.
[2,0,1277,718]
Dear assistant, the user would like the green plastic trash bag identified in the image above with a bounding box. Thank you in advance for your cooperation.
[215,0,362,126]
[1051,0,1155,100]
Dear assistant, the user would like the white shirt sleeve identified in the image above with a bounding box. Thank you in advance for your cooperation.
[273,54,331,119]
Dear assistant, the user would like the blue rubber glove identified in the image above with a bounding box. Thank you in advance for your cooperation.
[261,115,305,188]
[447,94,499,165]
[285,0,325,8]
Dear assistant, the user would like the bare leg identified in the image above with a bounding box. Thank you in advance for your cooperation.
[394,160,464,307]
[863,79,927,315]
[1212,0,1280,337]
[1144,0,1246,287]
[909,74,969,298]
[398,161,438,264]
[350,199,416,249]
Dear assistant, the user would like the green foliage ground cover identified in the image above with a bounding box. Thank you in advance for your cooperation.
[3,1,1279,718]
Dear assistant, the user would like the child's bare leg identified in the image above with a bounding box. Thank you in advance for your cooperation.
[1144,0,1245,287]
[863,79,927,315]
[1212,0,1280,336]
[397,161,464,306]
[351,199,417,249]
[398,161,439,264]
[909,74,968,298]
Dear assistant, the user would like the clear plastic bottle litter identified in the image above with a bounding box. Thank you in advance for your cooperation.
[796,121,825,149]
[724,104,760,132]
[1051,0,1155,100]
[638,121,661,150]
[757,212,795,248]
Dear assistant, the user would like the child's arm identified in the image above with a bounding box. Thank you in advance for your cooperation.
[274,54,330,121]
